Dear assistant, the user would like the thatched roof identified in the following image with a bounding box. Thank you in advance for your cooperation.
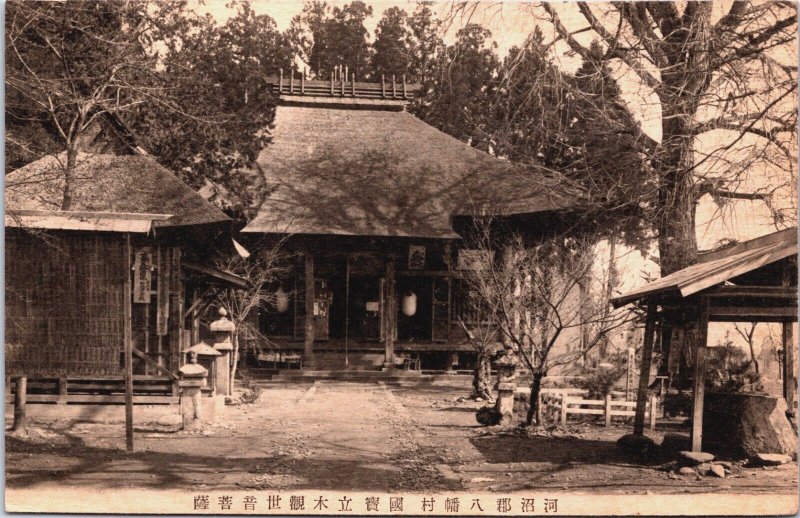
[5,153,229,228]
[242,104,578,239]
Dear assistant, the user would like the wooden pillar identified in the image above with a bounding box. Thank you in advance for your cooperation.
[123,234,134,452]
[304,252,315,370]
[633,303,657,435]
[783,320,795,416]
[12,377,27,432]
[383,258,396,370]
[691,296,710,452]
[782,261,795,416]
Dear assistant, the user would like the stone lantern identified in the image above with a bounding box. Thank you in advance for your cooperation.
[210,307,236,397]
[493,348,519,426]
[184,342,222,394]
[178,352,208,430]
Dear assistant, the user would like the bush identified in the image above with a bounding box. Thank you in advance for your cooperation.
[575,351,627,399]
[238,372,263,404]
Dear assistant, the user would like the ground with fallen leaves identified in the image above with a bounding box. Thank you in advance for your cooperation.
[5,379,797,494]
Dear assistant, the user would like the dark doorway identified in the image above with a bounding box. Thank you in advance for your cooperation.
[397,277,433,342]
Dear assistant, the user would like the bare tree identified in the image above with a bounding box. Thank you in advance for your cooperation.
[456,305,498,401]
[444,2,796,275]
[4,1,183,207]
[462,221,633,426]
[533,1,798,275]
[733,321,760,375]
[214,238,293,394]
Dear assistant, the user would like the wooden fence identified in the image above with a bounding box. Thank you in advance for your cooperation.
[560,393,659,429]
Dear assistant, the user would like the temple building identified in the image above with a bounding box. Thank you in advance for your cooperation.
[240,75,581,372]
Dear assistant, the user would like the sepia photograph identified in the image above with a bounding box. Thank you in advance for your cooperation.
[3,0,798,514]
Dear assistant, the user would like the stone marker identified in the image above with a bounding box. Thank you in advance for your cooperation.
[753,453,792,466]
[679,450,715,464]
[709,464,726,478]
[492,349,518,426]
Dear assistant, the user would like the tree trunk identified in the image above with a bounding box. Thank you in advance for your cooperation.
[472,351,492,400]
[525,370,544,426]
[12,376,27,432]
[656,112,699,276]
[655,3,712,276]
[229,332,240,395]
[61,145,78,211]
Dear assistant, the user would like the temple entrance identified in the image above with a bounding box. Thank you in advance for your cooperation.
[329,273,382,342]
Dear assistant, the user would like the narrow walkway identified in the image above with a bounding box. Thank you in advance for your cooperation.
[5,381,452,492]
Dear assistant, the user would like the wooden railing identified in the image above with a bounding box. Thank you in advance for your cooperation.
[560,393,659,429]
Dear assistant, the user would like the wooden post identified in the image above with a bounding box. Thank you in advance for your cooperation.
[402,74,407,98]
[290,70,294,94]
[381,74,386,98]
[392,74,397,98]
[782,261,795,416]
[301,67,305,94]
[57,376,68,404]
[649,394,658,430]
[12,377,27,432]
[633,303,657,435]
[330,73,334,95]
[691,296,710,452]
[279,69,283,93]
[304,252,315,370]
[124,234,134,452]
[604,393,612,427]
[783,320,795,415]
[382,258,396,370]
[560,395,568,427]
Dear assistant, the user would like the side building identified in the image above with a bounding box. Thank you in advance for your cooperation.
[240,77,581,372]
[5,152,248,419]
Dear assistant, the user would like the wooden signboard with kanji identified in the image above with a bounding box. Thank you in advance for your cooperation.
[133,249,153,304]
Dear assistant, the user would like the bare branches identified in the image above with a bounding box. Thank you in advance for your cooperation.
[460,218,634,380]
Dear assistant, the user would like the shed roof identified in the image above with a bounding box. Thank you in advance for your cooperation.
[241,105,577,238]
[5,210,171,233]
[5,153,230,228]
[611,227,798,307]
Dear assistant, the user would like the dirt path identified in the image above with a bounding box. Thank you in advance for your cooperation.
[5,381,452,492]
[5,380,797,495]
[391,383,799,495]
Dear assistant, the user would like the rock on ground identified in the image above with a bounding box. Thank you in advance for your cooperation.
[709,465,726,478]
[679,451,715,464]
[678,467,696,475]
[616,433,656,456]
[661,433,691,453]
[753,453,793,466]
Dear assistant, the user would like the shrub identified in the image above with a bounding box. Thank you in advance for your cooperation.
[238,372,263,404]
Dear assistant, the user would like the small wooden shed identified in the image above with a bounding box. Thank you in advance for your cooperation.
[5,153,248,409]
[611,227,797,452]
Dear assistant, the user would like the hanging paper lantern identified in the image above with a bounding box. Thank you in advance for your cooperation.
[275,286,290,313]
[401,291,417,317]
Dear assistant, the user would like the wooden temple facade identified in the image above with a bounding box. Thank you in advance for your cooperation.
[241,75,579,371]
[612,227,798,452]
